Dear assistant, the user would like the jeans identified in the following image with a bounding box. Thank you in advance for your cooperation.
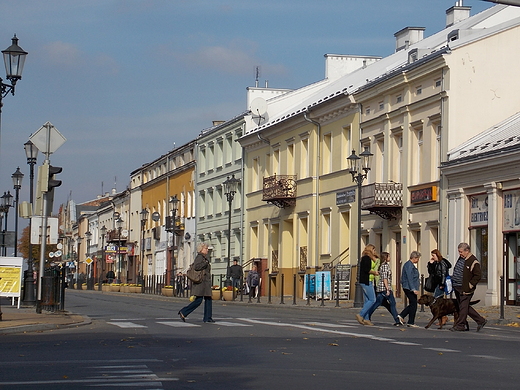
[359,282,376,320]
[400,288,418,325]
[232,278,242,290]
[367,290,399,323]
[179,296,213,322]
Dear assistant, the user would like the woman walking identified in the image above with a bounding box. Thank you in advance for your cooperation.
[355,244,379,326]
[178,242,215,323]
[427,249,451,298]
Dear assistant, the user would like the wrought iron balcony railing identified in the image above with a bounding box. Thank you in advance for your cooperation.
[361,182,403,220]
[262,174,297,208]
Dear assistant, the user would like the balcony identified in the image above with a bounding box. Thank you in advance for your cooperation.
[107,229,128,242]
[262,174,297,208]
[361,182,403,220]
[165,216,185,236]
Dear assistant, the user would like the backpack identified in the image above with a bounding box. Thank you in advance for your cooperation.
[249,271,260,287]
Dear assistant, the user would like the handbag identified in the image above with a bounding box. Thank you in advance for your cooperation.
[424,275,436,292]
[444,275,453,294]
[186,263,203,284]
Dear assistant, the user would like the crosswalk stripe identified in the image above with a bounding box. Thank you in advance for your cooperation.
[303,322,356,328]
[212,321,252,327]
[157,321,200,327]
[106,322,147,328]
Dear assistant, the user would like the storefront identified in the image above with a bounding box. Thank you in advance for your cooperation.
[503,189,520,305]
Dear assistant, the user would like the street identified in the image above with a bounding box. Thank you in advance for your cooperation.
[1,290,519,389]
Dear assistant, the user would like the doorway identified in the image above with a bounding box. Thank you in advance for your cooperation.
[505,233,520,305]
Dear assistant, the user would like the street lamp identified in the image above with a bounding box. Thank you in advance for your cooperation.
[223,174,240,286]
[167,196,179,286]
[23,140,38,305]
[76,236,82,289]
[85,230,92,290]
[0,35,28,113]
[347,147,373,308]
[0,191,13,256]
[99,225,106,291]
[140,208,148,286]
[11,167,23,257]
[116,217,123,283]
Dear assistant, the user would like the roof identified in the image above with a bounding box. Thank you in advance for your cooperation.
[246,4,520,134]
[446,111,520,163]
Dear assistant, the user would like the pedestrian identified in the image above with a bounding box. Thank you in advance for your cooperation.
[106,270,115,284]
[449,242,487,332]
[175,272,184,297]
[178,242,215,323]
[427,249,451,299]
[355,244,379,326]
[398,251,421,328]
[366,252,400,326]
[246,265,260,302]
[229,259,243,292]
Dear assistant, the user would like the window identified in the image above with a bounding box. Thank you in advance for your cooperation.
[287,143,294,174]
[301,138,309,178]
[416,86,422,95]
[365,107,371,115]
[435,79,442,88]
[323,133,332,174]
[396,95,402,103]
[415,129,424,183]
[379,102,384,110]
[321,212,331,255]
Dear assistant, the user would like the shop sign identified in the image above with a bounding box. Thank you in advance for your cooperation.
[503,189,520,231]
[411,186,437,204]
[470,194,488,227]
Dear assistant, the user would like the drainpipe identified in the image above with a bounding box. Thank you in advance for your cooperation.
[303,109,321,271]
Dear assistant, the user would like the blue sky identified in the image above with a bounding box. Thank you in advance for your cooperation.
[0,0,492,215]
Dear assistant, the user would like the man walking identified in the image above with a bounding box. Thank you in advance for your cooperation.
[450,242,487,332]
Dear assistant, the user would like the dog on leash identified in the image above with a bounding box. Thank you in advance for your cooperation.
[418,294,480,329]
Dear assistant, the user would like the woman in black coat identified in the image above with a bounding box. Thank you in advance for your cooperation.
[178,242,214,323]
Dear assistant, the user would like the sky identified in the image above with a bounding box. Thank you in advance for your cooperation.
[0,0,493,221]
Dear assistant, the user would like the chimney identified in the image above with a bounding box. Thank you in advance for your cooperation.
[324,55,381,80]
[446,2,471,28]
[394,27,425,52]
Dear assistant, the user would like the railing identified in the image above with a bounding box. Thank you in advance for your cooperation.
[262,174,297,208]
[361,182,403,220]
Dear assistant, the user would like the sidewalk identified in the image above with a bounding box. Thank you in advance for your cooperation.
[1,291,519,335]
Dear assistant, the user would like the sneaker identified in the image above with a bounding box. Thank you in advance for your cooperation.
[477,319,487,332]
[407,323,419,328]
[393,323,401,326]
[355,314,365,325]
[363,319,374,326]
[397,315,405,326]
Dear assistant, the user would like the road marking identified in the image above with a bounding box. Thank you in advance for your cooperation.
[107,322,147,328]
[468,355,504,360]
[157,321,200,327]
[212,321,253,327]
[390,341,422,346]
[423,347,461,353]
[303,322,356,328]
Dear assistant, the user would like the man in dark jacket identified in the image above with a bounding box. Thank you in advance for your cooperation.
[229,259,243,291]
[450,242,487,332]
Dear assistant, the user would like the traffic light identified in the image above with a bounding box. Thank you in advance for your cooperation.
[35,162,62,216]
[37,163,62,193]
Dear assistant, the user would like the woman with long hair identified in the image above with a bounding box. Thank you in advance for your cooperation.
[355,244,379,326]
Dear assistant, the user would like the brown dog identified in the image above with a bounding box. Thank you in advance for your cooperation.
[418,294,480,329]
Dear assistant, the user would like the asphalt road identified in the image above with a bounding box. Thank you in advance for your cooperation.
[1,290,519,389]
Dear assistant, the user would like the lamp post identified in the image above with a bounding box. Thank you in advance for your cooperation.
[223,174,240,286]
[116,217,123,283]
[11,167,23,256]
[85,230,92,290]
[0,35,28,113]
[23,140,38,305]
[0,191,13,256]
[168,195,179,286]
[347,147,373,308]
[76,237,82,289]
[140,208,148,286]
[99,225,106,291]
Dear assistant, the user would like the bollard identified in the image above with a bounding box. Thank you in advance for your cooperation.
[306,274,311,306]
[420,274,425,312]
[499,275,505,321]
[268,274,272,304]
[293,274,297,305]
[320,272,325,306]
[280,274,285,304]
[335,272,340,307]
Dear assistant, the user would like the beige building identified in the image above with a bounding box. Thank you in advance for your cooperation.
[239,4,520,300]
